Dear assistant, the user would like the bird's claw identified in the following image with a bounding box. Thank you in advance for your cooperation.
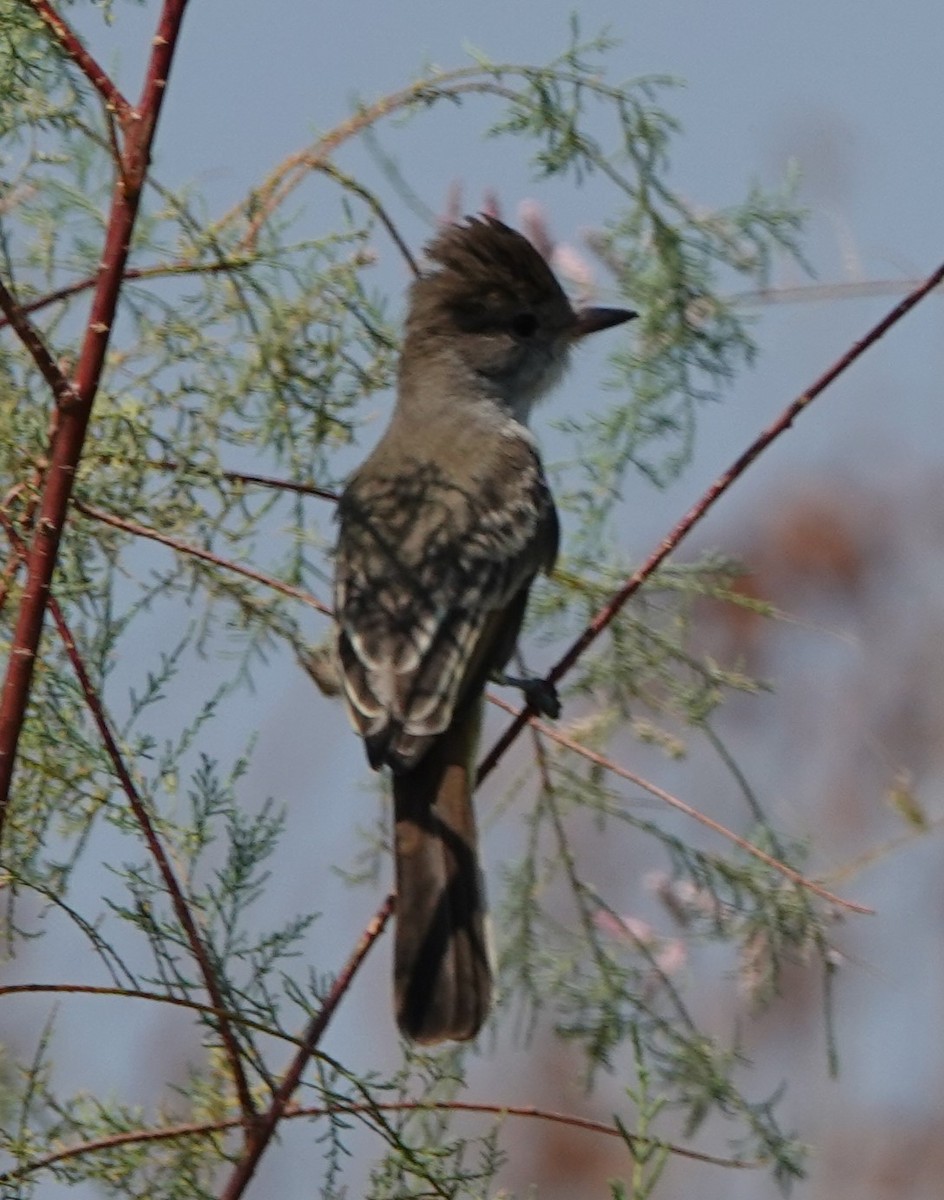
[493,672,561,719]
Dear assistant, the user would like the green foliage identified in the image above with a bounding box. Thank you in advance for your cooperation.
[0,9,835,1199]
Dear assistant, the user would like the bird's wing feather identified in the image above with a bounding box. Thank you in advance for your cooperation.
[335,433,557,771]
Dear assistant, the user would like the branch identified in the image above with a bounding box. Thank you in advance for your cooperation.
[0,0,190,833]
[0,170,408,332]
[0,257,255,331]
[3,515,257,1131]
[737,276,944,307]
[0,472,46,618]
[0,276,80,407]
[72,500,333,616]
[217,894,394,1200]
[0,982,300,1047]
[311,161,420,276]
[215,61,650,252]
[25,0,134,124]
[141,459,339,503]
[0,1092,760,1187]
[478,257,944,779]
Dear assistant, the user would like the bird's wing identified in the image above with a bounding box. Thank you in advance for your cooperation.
[334,436,557,771]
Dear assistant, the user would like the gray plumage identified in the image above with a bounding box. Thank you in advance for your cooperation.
[334,215,633,1043]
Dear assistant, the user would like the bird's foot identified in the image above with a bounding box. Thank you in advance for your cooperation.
[492,672,561,719]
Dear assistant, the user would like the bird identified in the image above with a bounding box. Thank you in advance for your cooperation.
[334,214,634,1043]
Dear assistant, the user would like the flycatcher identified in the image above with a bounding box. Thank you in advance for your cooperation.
[334,215,634,1043]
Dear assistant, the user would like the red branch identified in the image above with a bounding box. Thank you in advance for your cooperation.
[0,277,79,406]
[0,258,251,331]
[26,0,134,123]
[153,463,338,504]
[73,500,333,616]
[0,1092,756,1186]
[217,894,394,1200]
[0,515,257,1129]
[478,257,944,781]
[0,0,190,832]
[47,593,258,1127]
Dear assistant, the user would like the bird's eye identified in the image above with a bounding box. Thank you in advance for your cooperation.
[511,311,538,338]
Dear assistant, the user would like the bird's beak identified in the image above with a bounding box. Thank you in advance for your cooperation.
[572,306,637,339]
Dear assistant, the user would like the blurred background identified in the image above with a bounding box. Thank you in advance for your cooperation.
[6,1,944,1196]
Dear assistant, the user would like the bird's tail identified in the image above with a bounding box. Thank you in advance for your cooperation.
[392,695,492,1044]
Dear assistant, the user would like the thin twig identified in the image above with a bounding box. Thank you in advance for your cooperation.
[0,982,306,1047]
[737,276,944,307]
[218,65,640,250]
[479,257,944,779]
[515,654,636,991]
[0,257,254,331]
[488,694,871,915]
[141,459,339,503]
[72,500,333,616]
[0,1090,759,1186]
[35,583,258,1130]
[312,161,420,276]
[217,894,394,1200]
